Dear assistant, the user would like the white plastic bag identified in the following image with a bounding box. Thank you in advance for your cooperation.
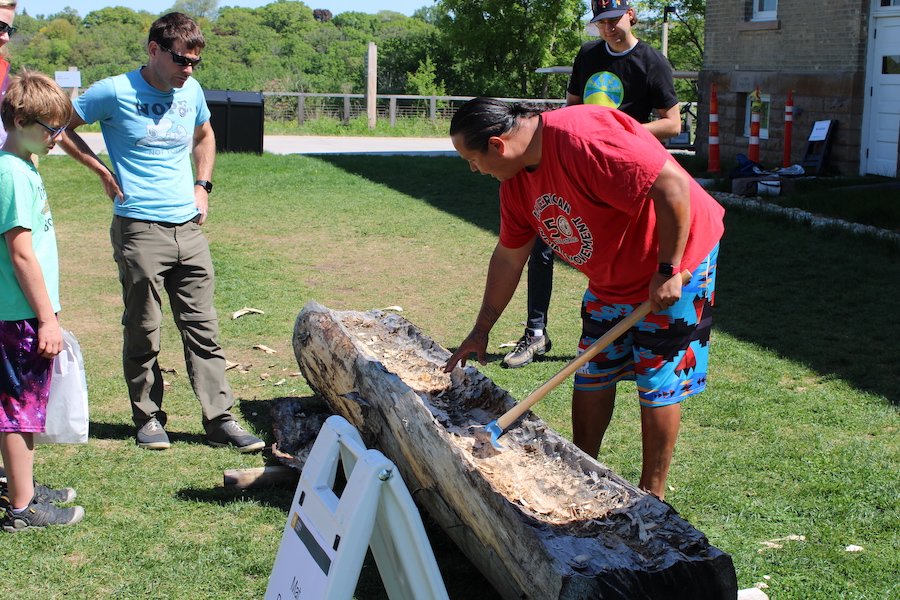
[35,329,89,444]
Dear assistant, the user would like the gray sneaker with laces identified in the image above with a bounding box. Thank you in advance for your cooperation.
[33,484,77,504]
[136,417,171,450]
[503,332,552,368]
[207,420,265,453]
[1,497,85,532]
[1,476,76,505]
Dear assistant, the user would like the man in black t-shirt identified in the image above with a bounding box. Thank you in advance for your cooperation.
[567,0,680,137]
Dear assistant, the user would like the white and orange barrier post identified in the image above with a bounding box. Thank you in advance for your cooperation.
[748,85,761,163]
[783,90,793,168]
[707,83,720,173]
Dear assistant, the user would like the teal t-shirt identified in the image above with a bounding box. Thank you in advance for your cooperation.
[0,152,60,320]
[73,69,212,223]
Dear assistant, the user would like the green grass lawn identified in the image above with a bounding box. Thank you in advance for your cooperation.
[2,152,898,600]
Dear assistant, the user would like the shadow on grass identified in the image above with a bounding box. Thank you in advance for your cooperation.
[317,155,900,407]
[715,207,900,406]
[175,485,295,512]
[87,420,204,446]
[317,155,503,236]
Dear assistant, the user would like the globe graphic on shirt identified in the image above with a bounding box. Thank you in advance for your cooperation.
[583,72,624,108]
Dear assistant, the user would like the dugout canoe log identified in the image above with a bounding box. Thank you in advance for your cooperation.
[289,301,738,600]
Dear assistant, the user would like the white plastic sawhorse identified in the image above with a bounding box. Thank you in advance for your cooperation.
[265,415,449,600]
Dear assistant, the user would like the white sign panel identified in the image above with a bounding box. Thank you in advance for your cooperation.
[266,507,332,600]
[54,71,82,88]
[808,120,832,142]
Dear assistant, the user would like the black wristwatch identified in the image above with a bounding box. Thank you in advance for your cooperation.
[658,263,676,277]
[195,180,213,194]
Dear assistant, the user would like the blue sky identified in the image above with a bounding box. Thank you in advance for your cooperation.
[24,0,444,19]
[27,0,593,21]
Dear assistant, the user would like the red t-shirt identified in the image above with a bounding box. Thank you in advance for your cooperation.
[499,105,725,304]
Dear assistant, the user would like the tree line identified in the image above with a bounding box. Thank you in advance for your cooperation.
[12,0,703,102]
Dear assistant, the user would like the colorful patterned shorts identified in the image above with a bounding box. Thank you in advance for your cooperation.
[574,244,719,407]
[0,319,51,433]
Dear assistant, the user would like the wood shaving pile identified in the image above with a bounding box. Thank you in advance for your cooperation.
[341,311,633,532]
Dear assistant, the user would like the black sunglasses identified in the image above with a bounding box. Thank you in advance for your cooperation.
[35,120,66,138]
[0,21,17,36]
[159,44,202,68]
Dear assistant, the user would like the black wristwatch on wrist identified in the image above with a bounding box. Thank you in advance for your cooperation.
[195,180,213,194]
[658,263,676,277]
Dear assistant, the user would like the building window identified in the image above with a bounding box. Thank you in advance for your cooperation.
[744,93,770,140]
[881,0,900,6]
[752,0,778,21]
[884,55,900,74]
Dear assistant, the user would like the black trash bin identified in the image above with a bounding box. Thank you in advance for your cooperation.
[204,89,264,154]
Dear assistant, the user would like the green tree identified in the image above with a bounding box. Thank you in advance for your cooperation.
[412,4,443,24]
[257,0,315,35]
[47,7,82,26]
[41,18,78,41]
[377,19,442,94]
[633,0,705,102]
[200,6,281,90]
[435,0,586,97]
[170,0,220,22]
[83,6,154,29]
[406,55,446,97]
[72,20,147,82]
[7,12,40,35]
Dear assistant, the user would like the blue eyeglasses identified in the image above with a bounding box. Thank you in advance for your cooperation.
[0,21,17,36]
[159,44,202,68]
[35,120,66,138]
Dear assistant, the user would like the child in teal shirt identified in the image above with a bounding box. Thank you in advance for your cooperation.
[0,69,84,531]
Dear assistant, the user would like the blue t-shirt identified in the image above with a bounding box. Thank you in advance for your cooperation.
[73,69,211,223]
[0,152,60,320]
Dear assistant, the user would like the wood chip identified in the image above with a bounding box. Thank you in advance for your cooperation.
[253,344,278,354]
[232,307,265,319]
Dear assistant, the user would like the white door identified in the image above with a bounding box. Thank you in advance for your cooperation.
[863,12,900,177]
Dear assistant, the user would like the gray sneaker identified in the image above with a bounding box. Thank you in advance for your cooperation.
[33,484,77,505]
[1,478,76,505]
[503,332,552,368]
[1,497,85,532]
[136,418,171,450]
[207,420,265,453]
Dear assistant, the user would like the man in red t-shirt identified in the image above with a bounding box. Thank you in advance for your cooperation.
[444,99,724,500]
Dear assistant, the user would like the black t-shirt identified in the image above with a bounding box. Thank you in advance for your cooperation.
[567,39,679,123]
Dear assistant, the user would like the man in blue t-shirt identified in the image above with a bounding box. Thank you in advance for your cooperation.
[58,13,263,453]
[504,0,683,370]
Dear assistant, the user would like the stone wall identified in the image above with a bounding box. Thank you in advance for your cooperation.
[697,0,871,174]
[695,70,865,174]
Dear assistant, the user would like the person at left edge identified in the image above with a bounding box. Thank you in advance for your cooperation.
[57,13,264,452]
[0,70,86,531]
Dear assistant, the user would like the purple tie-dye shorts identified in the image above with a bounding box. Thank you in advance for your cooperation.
[0,319,51,433]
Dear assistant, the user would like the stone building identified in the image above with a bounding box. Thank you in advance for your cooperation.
[697,0,899,176]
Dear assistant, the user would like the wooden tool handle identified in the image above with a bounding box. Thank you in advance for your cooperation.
[496,270,692,430]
